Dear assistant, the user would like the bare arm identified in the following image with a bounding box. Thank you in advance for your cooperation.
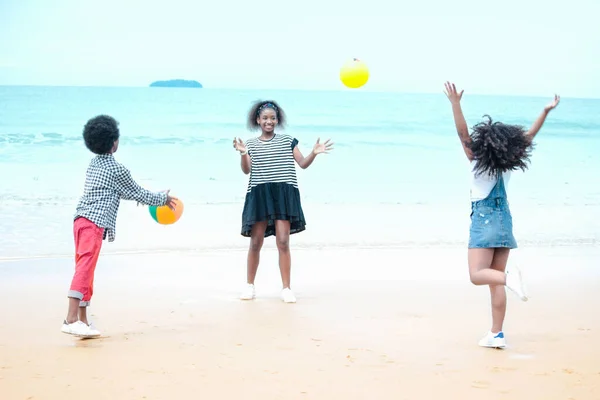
[525,94,560,142]
[451,102,473,161]
[293,138,333,169]
[233,137,251,174]
[240,153,251,174]
[293,147,317,169]
[444,82,473,161]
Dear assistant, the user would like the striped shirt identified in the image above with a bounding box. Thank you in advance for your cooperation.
[246,134,299,192]
[74,154,167,242]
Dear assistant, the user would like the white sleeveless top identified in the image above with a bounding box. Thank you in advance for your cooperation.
[469,160,511,201]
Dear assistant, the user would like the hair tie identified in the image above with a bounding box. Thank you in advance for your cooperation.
[257,102,278,116]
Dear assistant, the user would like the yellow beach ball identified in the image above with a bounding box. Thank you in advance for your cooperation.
[340,58,369,89]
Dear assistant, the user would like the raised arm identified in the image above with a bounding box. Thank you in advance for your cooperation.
[444,81,473,161]
[113,167,169,206]
[525,94,560,142]
[233,138,251,175]
[293,138,333,169]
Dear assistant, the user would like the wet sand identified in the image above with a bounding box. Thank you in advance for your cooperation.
[0,246,599,399]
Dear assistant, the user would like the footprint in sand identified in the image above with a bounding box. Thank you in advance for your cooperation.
[490,366,517,373]
[509,354,534,360]
[471,380,490,389]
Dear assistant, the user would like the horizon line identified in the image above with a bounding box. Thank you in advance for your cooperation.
[0,84,596,100]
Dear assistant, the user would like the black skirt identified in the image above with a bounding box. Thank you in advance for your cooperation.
[241,182,306,237]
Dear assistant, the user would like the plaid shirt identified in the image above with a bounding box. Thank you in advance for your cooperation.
[74,154,167,242]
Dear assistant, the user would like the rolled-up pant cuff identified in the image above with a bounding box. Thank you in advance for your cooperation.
[67,290,90,307]
[68,290,83,300]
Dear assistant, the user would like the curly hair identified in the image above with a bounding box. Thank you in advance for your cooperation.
[246,100,287,130]
[82,115,120,154]
[467,115,534,177]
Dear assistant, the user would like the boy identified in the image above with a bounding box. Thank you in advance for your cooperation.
[61,115,176,338]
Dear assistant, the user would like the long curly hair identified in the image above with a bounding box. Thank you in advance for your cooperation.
[246,100,287,130]
[467,115,534,177]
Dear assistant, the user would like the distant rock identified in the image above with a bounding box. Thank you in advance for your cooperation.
[149,79,203,88]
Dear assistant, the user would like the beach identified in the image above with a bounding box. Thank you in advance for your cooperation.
[1,246,599,399]
[1,86,600,399]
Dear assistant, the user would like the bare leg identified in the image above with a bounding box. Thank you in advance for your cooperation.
[275,220,291,289]
[489,248,510,333]
[247,221,267,284]
[66,298,80,324]
[468,248,507,286]
[78,306,89,326]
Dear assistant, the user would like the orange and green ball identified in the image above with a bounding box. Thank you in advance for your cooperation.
[149,199,184,225]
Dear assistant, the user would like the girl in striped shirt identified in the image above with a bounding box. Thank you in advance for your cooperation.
[232,100,333,303]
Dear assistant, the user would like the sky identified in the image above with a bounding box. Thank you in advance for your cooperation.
[1,0,599,97]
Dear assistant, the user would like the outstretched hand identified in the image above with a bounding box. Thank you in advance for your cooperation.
[544,94,560,112]
[312,138,334,155]
[232,137,247,154]
[444,81,464,104]
[163,189,178,211]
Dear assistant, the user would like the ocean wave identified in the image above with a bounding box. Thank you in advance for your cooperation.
[0,131,417,148]
[1,120,597,148]
[0,132,209,146]
[0,132,81,145]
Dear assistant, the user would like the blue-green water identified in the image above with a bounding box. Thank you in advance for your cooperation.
[1,86,599,257]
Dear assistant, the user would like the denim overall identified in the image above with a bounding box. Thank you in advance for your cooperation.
[468,175,517,249]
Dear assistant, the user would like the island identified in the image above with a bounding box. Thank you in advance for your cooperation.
[149,79,203,88]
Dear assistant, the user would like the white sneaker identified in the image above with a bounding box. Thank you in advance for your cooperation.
[281,288,297,303]
[505,266,529,301]
[61,320,101,338]
[240,283,256,300]
[478,331,506,348]
[87,322,101,336]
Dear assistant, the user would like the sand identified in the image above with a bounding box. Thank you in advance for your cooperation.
[0,246,599,399]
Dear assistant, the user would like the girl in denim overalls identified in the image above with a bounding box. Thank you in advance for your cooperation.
[444,82,560,349]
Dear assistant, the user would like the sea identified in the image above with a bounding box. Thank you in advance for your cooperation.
[1,86,599,259]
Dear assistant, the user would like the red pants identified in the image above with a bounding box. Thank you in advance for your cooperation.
[68,217,104,307]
